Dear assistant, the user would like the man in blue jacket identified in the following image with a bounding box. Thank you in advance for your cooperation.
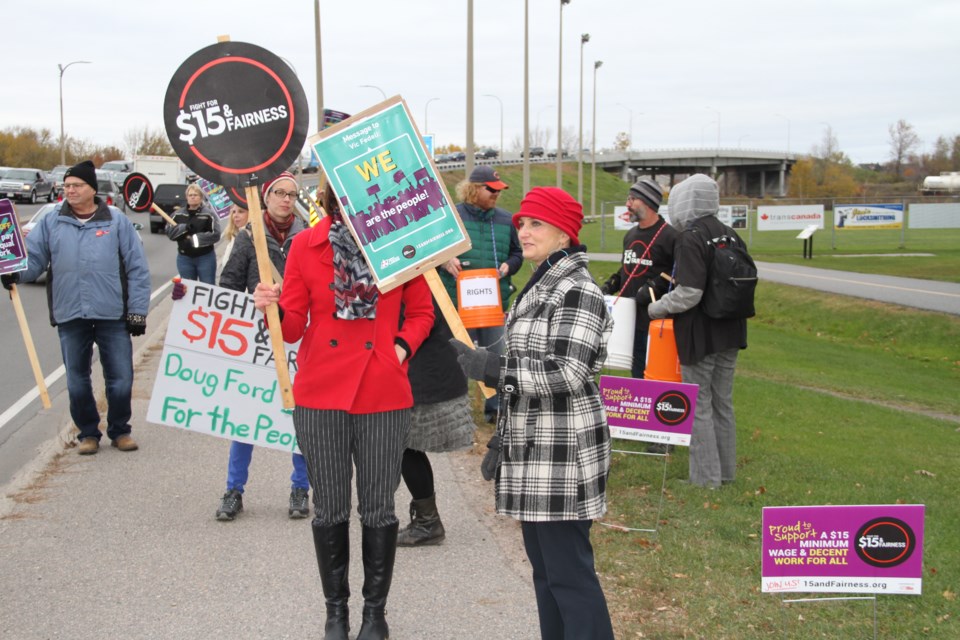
[2,160,151,455]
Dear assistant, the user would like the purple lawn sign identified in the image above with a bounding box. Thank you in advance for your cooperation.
[599,375,696,446]
[761,504,924,595]
[0,199,29,275]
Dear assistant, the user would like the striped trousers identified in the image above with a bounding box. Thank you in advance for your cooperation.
[293,407,410,528]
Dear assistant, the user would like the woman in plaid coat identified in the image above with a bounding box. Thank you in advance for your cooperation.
[452,187,615,640]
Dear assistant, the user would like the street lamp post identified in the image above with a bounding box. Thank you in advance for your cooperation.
[578,33,589,205]
[557,0,571,187]
[466,0,475,176]
[358,84,386,101]
[482,94,503,158]
[424,97,440,135]
[591,60,602,224]
[314,1,324,133]
[58,60,91,166]
[523,0,530,192]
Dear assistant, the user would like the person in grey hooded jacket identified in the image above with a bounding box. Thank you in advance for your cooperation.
[647,174,747,488]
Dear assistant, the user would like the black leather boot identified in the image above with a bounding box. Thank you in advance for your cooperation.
[397,495,445,547]
[311,521,351,640]
[356,522,399,640]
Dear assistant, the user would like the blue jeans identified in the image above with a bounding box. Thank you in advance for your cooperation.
[176,251,217,285]
[468,325,504,417]
[57,319,134,442]
[226,441,309,493]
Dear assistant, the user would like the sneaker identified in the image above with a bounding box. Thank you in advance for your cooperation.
[288,487,310,519]
[216,490,243,521]
[110,434,139,451]
[77,438,99,455]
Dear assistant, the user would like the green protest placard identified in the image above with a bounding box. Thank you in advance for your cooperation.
[309,97,470,292]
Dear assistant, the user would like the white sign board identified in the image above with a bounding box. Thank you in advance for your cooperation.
[757,205,825,231]
[146,281,301,453]
[835,204,903,230]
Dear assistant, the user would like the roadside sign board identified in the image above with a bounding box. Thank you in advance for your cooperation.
[599,375,697,446]
[308,96,469,292]
[761,504,924,595]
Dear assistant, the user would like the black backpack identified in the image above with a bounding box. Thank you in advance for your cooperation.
[691,217,757,320]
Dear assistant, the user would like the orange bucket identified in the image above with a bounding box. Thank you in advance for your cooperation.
[644,319,681,382]
[457,268,504,329]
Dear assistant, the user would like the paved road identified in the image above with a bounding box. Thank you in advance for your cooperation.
[591,253,960,316]
[0,296,539,640]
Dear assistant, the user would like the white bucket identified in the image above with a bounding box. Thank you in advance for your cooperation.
[603,295,636,371]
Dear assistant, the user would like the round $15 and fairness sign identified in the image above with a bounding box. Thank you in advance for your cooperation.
[163,41,309,191]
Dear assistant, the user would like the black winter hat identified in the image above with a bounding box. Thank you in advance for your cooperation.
[629,177,663,212]
[64,160,98,191]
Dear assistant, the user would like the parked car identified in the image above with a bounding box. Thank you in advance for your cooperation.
[150,183,187,233]
[435,153,453,164]
[0,168,55,203]
[96,171,126,212]
[100,159,134,188]
[21,202,59,238]
[475,148,499,159]
[450,151,466,162]
[547,149,569,158]
[523,147,545,158]
[49,165,68,197]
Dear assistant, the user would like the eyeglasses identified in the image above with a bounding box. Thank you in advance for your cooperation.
[271,189,298,200]
[63,182,88,191]
[484,186,501,194]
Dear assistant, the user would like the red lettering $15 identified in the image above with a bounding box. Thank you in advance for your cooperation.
[181,307,253,356]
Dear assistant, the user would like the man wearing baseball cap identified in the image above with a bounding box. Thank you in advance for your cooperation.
[439,165,522,422]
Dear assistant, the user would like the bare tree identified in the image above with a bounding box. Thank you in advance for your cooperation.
[123,125,174,158]
[888,119,920,178]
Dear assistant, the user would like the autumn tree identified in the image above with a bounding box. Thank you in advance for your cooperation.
[888,119,920,178]
[613,132,630,152]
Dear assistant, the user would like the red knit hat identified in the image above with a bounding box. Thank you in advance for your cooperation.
[261,171,298,200]
[512,187,583,245]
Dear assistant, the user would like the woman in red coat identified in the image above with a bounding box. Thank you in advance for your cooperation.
[255,187,433,640]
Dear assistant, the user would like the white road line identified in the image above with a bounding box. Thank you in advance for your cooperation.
[759,266,960,299]
[0,279,175,433]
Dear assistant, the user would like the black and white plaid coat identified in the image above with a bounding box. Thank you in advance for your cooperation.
[494,251,613,522]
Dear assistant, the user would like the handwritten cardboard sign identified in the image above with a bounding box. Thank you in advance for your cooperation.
[146,281,300,453]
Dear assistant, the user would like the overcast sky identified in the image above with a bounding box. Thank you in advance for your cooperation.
[5,0,958,165]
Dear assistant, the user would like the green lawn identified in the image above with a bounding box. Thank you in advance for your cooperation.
[475,250,959,639]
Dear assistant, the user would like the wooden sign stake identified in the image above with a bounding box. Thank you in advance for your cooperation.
[424,270,496,400]
[245,183,295,408]
[8,284,51,408]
